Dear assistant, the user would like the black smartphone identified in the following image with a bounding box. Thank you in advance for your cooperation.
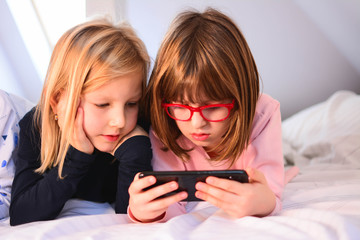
[139,170,249,201]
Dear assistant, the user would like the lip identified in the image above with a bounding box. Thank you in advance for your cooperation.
[103,134,120,142]
[191,133,210,141]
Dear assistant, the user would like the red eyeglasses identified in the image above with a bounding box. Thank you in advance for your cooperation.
[162,100,234,122]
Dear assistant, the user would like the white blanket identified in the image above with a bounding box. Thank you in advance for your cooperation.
[282,90,360,167]
[1,162,359,239]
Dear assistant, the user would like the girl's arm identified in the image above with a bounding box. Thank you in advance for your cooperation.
[116,127,187,222]
[125,128,190,223]
[195,95,284,218]
[9,110,95,226]
[112,133,153,213]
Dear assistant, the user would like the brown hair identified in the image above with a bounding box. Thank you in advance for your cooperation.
[145,8,259,166]
[35,19,149,177]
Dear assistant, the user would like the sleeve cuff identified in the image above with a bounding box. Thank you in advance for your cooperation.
[67,145,96,161]
[114,135,151,158]
[268,197,282,216]
[127,206,166,223]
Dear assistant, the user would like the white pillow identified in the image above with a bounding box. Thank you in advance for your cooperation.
[0,90,34,219]
[282,90,360,166]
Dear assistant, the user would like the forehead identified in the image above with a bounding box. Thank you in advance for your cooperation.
[84,72,143,99]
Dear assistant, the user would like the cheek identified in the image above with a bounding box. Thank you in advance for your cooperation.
[82,108,101,134]
[217,121,231,137]
[126,109,139,128]
[174,121,187,134]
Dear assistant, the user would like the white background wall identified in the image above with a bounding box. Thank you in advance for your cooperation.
[1,0,360,119]
[0,0,43,103]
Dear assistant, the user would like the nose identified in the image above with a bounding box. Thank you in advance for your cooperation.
[190,111,207,129]
[109,108,125,128]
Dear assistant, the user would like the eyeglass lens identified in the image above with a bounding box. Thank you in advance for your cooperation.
[167,106,229,121]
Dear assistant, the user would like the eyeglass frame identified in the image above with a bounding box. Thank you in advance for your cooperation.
[161,99,235,122]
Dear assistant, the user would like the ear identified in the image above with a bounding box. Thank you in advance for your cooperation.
[50,91,61,114]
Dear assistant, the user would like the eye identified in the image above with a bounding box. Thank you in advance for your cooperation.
[126,101,139,107]
[95,103,109,108]
[205,106,220,111]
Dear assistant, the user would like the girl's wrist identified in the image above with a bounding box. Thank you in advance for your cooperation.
[128,207,166,223]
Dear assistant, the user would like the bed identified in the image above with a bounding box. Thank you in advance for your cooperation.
[0,90,359,239]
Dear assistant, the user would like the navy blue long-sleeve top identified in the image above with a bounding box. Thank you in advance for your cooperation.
[9,109,152,226]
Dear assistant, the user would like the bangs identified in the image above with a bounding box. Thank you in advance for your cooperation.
[161,50,234,104]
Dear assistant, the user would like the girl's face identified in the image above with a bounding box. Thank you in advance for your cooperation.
[80,71,143,152]
[171,97,232,153]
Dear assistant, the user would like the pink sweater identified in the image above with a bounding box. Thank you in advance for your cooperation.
[150,94,284,220]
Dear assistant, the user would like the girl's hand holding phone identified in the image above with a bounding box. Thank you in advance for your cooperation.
[194,168,276,218]
[128,173,188,222]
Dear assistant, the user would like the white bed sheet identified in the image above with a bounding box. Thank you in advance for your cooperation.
[1,162,359,240]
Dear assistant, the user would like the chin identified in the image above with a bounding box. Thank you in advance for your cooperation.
[192,141,210,148]
[94,144,115,153]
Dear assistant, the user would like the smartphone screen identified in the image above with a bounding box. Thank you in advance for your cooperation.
[139,170,248,201]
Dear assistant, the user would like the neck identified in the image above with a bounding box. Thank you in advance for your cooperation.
[206,150,218,159]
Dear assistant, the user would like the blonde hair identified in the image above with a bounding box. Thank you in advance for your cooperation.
[35,19,149,177]
[146,8,259,166]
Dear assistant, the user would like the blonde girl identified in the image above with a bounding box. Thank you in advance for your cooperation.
[10,19,152,226]
[128,8,284,222]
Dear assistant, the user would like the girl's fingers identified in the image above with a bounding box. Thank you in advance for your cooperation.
[198,168,268,195]
[74,107,84,136]
[195,176,249,210]
[195,180,235,202]
[129,189,187,223]
[195,188,249,218]
[130,174,187,204]
[199,176,246,195]
[195,179,249,217]
[71,107,83,144]
[146,191,187,210]
[129,174,188,222]
[195,169,275,218]
[142,181,184,202]
[195,188,228,209]
[71,107,94,154]
[129,173,156,195]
